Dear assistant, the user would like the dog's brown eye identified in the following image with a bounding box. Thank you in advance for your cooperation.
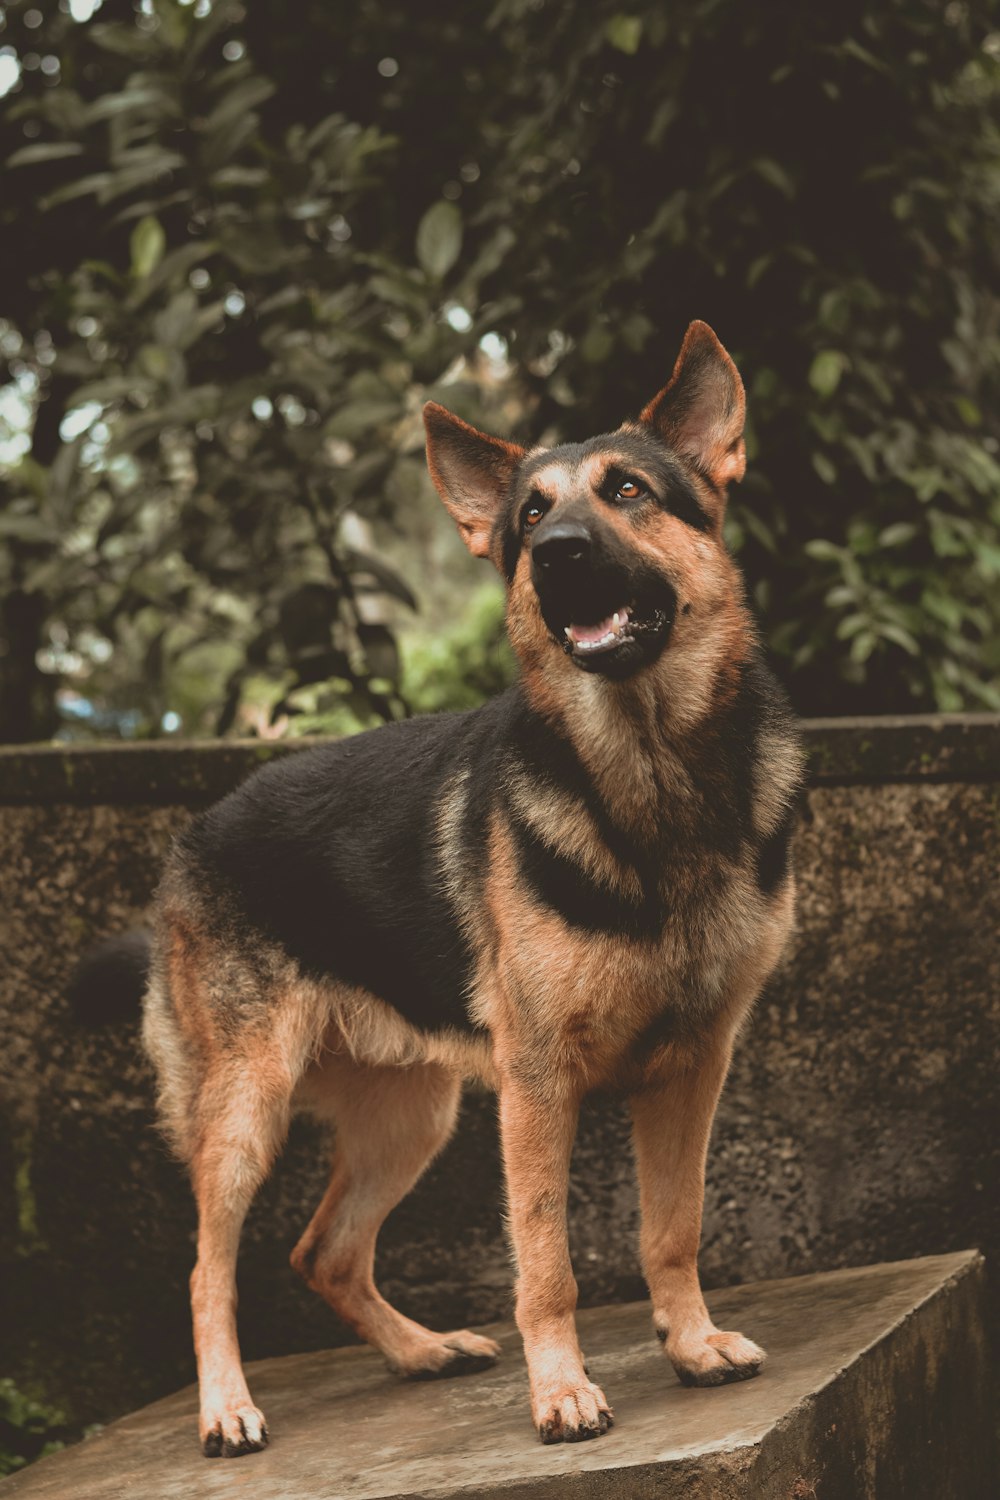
[616,478,644,501]
[525,504,544,527]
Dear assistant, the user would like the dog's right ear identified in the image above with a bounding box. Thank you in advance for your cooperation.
[639,321,746,492]
[423,403,525,559]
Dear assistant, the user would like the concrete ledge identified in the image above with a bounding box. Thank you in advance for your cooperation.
[0,714,996,805]
[2,1252,991,1500]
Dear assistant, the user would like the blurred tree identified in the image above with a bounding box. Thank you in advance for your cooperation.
[2,0,999,739]
[0,0,502,739]
[473,0,1000,716]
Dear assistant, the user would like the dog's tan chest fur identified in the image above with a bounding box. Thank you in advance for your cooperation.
[479,824,793,1090]
[440,690,800,1091]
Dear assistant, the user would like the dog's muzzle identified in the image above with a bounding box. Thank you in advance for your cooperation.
[530,514,676,679]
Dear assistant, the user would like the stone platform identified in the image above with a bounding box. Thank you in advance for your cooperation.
[1,1252,991,1500]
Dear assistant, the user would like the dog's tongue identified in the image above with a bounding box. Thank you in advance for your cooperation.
[567,611,627,645]
[568,617,616,645]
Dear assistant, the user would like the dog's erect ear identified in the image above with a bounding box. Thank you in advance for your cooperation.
[423,403,525,559]
[639,321,746,491]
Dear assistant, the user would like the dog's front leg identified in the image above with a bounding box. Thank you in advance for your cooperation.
[630,1021,765,1388]
[499,1071,614,1443]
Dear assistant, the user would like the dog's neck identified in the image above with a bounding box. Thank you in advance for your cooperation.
[519,603,756,838]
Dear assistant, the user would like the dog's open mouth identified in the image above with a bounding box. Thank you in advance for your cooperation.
[554,597,671,675]
[564,608,632,656]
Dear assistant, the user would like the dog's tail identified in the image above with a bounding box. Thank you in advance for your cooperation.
[68,928,152,1026]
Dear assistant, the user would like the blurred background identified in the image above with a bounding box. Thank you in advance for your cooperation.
[1,0,999,744]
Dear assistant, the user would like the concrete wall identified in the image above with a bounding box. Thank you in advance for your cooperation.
[0,716,996,1429]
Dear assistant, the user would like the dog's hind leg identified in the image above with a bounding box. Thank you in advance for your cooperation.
[184,981,326,1458]
[188,1056,293,1458]
[291,1053,500,1378]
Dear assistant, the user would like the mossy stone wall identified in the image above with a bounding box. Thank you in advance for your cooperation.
[1,715,996,1429]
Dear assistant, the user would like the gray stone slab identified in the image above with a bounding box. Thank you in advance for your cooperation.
[0,713,995,805]
[2,1251,991,1500]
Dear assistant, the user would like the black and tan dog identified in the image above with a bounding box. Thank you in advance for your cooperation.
[136,321,802,1456]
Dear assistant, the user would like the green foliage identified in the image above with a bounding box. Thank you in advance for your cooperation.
[401,585,516,716]
[458,0,1000,714]
[0,1379,73,1476]
[269,585,517,737]
[2,0,999,736]
[416,201,463,280]
[0,0,506,739]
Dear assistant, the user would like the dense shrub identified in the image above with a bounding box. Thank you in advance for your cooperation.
[0,1378,75,1475]
[2,0,998,738]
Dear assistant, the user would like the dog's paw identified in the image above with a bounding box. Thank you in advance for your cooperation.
[533,1380,614,1444]
[398,1329,501,1380]
[200,1401,269,1458]
[669,1329,765,1387]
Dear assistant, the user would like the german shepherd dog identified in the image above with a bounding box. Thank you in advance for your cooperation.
[137,321,802,1456]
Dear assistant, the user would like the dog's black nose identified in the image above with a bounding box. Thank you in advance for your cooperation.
[532,523,593,574]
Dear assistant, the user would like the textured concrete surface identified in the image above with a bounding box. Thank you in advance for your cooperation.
[0,712,995,803]
[0,1253,991,1500]
[0,717,997,1434]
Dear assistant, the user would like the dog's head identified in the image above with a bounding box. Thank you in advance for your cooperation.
[423,321,748,690]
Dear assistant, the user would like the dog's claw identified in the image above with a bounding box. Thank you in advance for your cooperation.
[200,1404,268,1459]
[408,1349,498,1381]
[533,1380,614,1444]
[669,1329,765,1387]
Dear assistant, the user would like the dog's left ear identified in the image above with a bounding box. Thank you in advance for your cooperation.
[639,321,746,491]
[423,403,525,559]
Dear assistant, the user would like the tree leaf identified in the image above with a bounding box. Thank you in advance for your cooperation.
[344,549,418,611]
[85,86,179,124]
[804,539,844,562]
[130,215,166,280]
[752,157,795,199]
[878,523,918,548]
[605,16,643,54]
[7,142,85,167]
[416,201,463,280]
[0,513,57,543]
[808,350,848,397]
[202,77,276,134]
[357,622,400,683]
[850,630,877,664]
[878,622,920,656]
[216,223,290,274]
[39,172,113,210]
[811,451,838,485]
[324,401,401,441]
[126,240,216,310]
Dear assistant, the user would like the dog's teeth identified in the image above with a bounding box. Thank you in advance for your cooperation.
[565,613,631,651]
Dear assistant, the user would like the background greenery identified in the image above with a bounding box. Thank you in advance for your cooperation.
[0,1377,78,1476]
[2,0,999,743]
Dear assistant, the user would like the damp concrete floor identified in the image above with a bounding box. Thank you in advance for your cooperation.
[1,1250,991,1500]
